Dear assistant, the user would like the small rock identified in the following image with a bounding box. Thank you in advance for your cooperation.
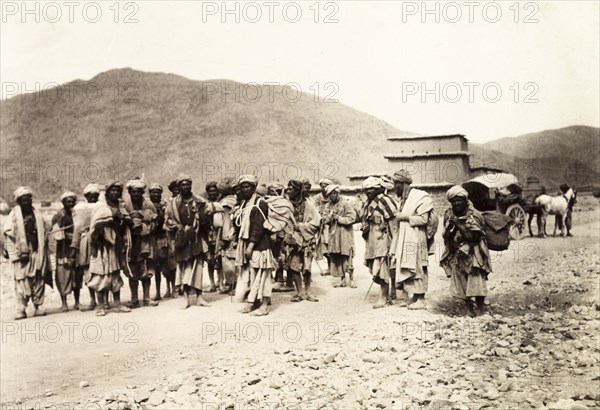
[148,391,165,407]
[177,384,198,395]
[79,381,90,389]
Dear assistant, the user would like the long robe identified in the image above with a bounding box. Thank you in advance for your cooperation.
[2,205,50,308]
[361,193,398,284]
[164,194,210,291]
[87,201,128,292]
[284,197,321,273]
[124,197,157,281]
[440,203,492,299]
[50,208,75,295]
[390,188,433,294]
[323,198,356,277]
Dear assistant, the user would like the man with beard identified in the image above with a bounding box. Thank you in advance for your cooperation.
[50,191,78,311]
[322,184,357,288]
[233,175,274,316]
[124,179,159,308]
[3,187,50,319]
[88,181,131,316]
[389,170,434,310]
[284,179,321,302]
[205,181,224,293]
[70,183,101,311]
[217,180,238,295]
[268,182,293,291]
[361,176,398,309]
[149,184,173,300]
[165,175,212,309]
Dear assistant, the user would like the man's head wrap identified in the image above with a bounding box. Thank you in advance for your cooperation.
[392,170,413,184]
[325,184,341,196]
[83,183,100,196]
[237,175,258,187]
[380,176,394,190]
[13,186,33,202]
[318,178,333,187]
[288,179,304,191]
[126,179,147,191]
[178,174,192,184]
[105,181,124,192]
[446,185,469,201]
[206,181,218,191]
[301,178,312,191]
[149,183,163,192]
[167,179,179,192]
[362,176,382,189]
[60,191,77,202]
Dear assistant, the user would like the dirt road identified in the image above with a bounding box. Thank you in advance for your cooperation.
[1,207,599,410]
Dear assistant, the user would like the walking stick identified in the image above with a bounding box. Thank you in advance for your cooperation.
[363,279,374,302]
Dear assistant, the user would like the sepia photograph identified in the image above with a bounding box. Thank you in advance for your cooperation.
[1,1,599,409]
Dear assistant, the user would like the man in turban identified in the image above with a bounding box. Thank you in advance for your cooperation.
[149,184,174,300]
[361,176,398,308]
[284,179,321,302]
[440,185,492,316]
[217,180,239,295]
[322,184,357,288]
[50,191,78,311]
[165,175,212,308]
[267,182,292,291]
[123,179,159,308]
[232,175,274,315]
[69,183,101,311]
[313,178,334,276]
[3,187,50,319]
[559,183,576,237]
[87,181,132,316]
[205,181,225,293]
[389,170,434,310]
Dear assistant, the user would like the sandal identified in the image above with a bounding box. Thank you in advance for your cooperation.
[333,281,347,288]
[305,295,319,302]
[290,295,303,303]
[96,309,107,317]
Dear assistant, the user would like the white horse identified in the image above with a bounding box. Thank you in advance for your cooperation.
[534,191,574,237]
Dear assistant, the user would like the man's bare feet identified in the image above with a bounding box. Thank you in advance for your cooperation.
[196,295,211,307]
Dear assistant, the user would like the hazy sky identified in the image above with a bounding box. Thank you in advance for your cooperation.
[1,0,599,143]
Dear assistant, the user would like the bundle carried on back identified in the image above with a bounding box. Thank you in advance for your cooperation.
[481,211,513,251]
[257,196,296,234]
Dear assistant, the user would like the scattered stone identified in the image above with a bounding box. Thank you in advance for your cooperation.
[79,381,90,389]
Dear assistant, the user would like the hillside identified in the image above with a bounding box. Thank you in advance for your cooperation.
[0,68,413,199]
[471,126,600,190]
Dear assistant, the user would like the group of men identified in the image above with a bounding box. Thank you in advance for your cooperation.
[11,170,571,319]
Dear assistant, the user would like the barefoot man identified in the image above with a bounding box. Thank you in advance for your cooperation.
[164,175,212,309]
[322,184,357,288]
[50,191,78,311]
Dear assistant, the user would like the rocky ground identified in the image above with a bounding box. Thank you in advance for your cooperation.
[1,205,599,410]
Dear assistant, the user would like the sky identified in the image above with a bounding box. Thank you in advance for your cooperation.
[1,0,599,143]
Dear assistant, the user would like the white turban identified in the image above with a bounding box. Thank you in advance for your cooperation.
[126,179,147,190]
[237,175,258,186]
[318,178,334,187]
[60,191,77,202]
[380,176,394,190]
[362,176,382,189]
[325,184,340,196]
[13,186,33,201]
[446,185,469,200]
[83,183,100,195]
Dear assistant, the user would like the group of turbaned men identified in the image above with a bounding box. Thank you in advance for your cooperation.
[3,170,493,319]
